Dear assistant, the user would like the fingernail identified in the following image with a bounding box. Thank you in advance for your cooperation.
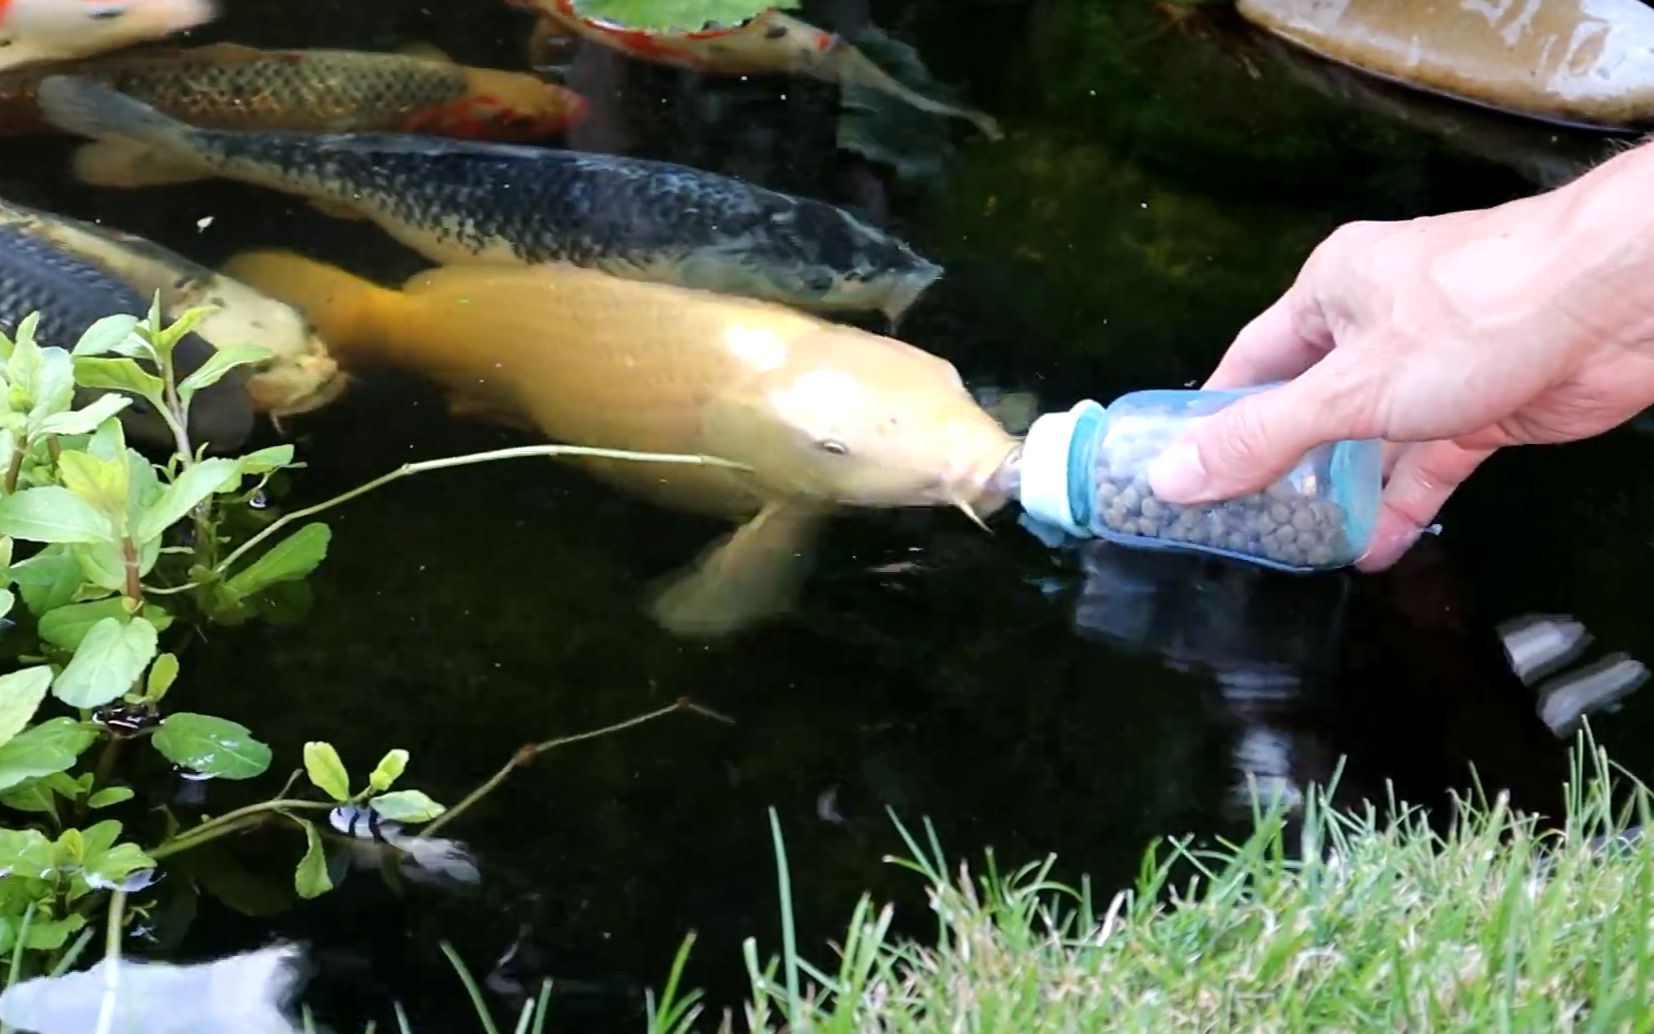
[1147,441,1210,503]
[1355,520,1424,572]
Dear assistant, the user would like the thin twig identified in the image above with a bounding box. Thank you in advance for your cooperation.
[207,444,750,585]
[92,890,125,1034]
[424,698,730,837]
[149,798,333,860]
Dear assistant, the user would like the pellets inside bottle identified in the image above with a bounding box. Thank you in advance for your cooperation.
[1091,463,1353,569]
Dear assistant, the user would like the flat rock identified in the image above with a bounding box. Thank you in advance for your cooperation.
[1236,0,1654,129]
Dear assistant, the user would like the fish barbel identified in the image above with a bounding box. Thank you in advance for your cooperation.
[223,251,1017,637]
[37,75,944,323]
[0,196,345,421]
[0,221,253,451]
[0,42,587,139]
[0,0,214,72]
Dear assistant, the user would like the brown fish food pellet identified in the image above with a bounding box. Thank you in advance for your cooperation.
[1090,468,1354,569]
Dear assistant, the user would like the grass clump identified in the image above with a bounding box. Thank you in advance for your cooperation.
[693,733,1654,1033]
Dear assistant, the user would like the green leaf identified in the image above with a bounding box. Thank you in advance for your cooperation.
[0,827,53,873]
[56,449,130,523]
[36,393,132,438]
[0,588,14,623]
[0,666,53,747]
[37,596,132,651]
[24,348,76,437]
[72,314,144,357]
[303,741,351,802]
[51,615,158,708]
[0,780,58,816]
[12,545,86,615]
[70,534,158,593]
[153,305,211,360]
[179,344,273,402]
[0,718,99,792]
[87,786,135,809]
[572,0,795,30]
[151,712,271,780]
[236,444,296,476]
[225,523,331,598]
[131,457,241,545]
[369,749,408,793]
[369,790,446,824]
[145,652,180,703]
[294,820,331,899]
[0,486,114,544]
[71,356,164,406]
[80,833,155,889]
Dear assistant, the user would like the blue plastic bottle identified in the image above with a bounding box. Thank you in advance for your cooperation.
[1008,385,1383,572]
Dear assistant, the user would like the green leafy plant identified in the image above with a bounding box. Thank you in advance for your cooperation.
[573,0,797,31]
[0,302,742,986]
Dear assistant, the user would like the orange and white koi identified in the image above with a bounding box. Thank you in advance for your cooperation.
[512,0,1002,139]
[0,0,214,72]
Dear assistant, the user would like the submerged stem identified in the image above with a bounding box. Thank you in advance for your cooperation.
[149,798,333,861]
[424,698,732,837]
[211,444,750,583]
[4,437,26,495]
[92,890,125,1034]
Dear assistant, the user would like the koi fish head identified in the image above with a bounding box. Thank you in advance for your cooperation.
[749,205,944,325]
[409,69,589,141]
[706,321,1018,521]
[0,0,215,63]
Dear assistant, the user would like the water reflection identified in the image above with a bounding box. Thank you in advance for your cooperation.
[1065,530,1645,825]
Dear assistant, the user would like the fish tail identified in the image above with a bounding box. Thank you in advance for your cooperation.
[221,251,392,358]
[830,41,1004,141]
[36,75,195,150]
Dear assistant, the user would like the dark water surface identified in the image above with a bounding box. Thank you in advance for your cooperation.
[5,1,1652,1030]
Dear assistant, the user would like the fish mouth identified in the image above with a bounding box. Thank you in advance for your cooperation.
[879,263,944,326]
[247,355,351,421]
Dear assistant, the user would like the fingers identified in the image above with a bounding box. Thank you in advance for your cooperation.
[1202,288,1334,391]
[1355,439,1496,571]
[1148,351,1378,504]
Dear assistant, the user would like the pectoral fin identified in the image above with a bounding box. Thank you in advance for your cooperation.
[649,503,820,638]
[71,140,209,188]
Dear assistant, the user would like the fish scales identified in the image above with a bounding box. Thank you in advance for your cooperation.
[96,53,468,128]
[191,131,877,278]
[36,76,941,319]
[0,224,254,451]
[0,226,150,350]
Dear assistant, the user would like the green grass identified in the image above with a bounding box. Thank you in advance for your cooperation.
[267,729,1654,1031]
[661,730,1654,1033]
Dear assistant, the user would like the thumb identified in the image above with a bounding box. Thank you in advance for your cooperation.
[1147,360,1374,504]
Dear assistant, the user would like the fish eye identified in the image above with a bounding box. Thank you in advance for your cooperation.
[817,438,850,456]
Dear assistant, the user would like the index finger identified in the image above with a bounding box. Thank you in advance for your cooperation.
[1202,286,1335,391]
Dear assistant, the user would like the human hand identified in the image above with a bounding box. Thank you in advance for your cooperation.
[1146,150,1654,571]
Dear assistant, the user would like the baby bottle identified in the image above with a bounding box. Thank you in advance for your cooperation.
[1003,385,1383,572]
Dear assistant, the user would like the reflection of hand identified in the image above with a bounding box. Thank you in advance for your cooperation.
[1147,146,1654,570]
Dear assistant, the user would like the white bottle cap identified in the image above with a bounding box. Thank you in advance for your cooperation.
[1018,400,1104,537]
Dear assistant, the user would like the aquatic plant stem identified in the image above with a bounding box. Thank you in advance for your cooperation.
[2,438,24,496]
[149,798,333,860]
[424,698,732,837]
[189,445,751,592]
[92,890,125,1034]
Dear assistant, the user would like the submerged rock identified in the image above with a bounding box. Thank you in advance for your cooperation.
[1236,0,1654,129]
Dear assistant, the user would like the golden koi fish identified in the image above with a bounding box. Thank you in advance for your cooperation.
[223,251,1018,637]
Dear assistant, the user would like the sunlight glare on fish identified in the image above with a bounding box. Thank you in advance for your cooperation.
[722,323,789,371]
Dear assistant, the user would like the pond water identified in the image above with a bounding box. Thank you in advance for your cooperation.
[5,0,1654,1030]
